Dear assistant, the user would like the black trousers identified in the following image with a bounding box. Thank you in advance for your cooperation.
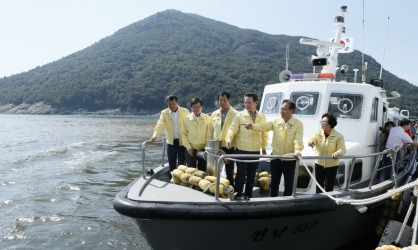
[234,149,259,197]
[166,139,186,172]
[222,147,235,187]
[315,163,338,193]
[185,148,206,172]
[270,159,297,197]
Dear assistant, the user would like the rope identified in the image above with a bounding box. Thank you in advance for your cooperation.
[297,154,418,206]
[205,144,418,206]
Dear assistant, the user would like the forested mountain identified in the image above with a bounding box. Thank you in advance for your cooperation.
[0,10,416,115]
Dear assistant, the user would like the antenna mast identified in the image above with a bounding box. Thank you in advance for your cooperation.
[380,1,392,79]
[285,44,289,70]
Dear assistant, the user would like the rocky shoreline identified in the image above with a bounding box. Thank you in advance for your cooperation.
[0,102,238,115]
[0,102,161,116]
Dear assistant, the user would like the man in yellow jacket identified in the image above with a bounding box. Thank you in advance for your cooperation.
[207,91,238,186]
[180,97,210,171]
[151,95,190,173]
[245,100,303,197]
[226,93,267,199]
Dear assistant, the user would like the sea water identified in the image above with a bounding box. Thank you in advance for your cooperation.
[0,115,158,249]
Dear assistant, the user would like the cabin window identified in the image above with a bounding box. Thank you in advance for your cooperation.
[290,92,320,116]
[327,93,363,119]
[261,92,283,114]
[370,97,379,122]
[349,159,362,184]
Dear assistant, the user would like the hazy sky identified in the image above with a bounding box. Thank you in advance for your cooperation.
[0,0,416,85]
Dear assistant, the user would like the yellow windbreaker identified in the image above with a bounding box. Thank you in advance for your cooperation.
[152,106,190,145]
[252,116,304,160]
[309,129,346,167]
[180,113,211,150]
[225,110,267,152]
[207,107,238,148]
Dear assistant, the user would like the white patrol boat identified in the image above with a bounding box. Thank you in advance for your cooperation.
[114,6,418,250]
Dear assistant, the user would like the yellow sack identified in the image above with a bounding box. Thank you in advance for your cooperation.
[180,173,192,184]
[210,184,227,198]
[259,171,269,178]
[259,177,270,191]
[177,165,188,172]
[185,167,198,175]
[199,179,212,191]
[180,181,190,187]
[170,177,181,185]
[189,176,202,187]
[172,169,184,179]
[205,176,230,187]
[194,170,207,179]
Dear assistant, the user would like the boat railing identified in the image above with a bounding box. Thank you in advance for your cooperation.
[212,145,416,200]
[142,139,167,179]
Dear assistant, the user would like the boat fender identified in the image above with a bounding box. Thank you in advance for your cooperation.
[172,169,184,179]
[375,190,403,236]
[185,167,198,175]
[180,173,192,184]
[397,188,417,226]
[177,165,188,172]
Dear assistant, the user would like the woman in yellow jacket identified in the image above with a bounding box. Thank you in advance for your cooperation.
[308,113,346,193]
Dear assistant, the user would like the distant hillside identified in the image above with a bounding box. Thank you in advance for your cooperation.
[0,9,416,115]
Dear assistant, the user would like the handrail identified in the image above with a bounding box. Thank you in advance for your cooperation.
[142,138,167,179]
[142,140,154,179]
[213,147,415,200]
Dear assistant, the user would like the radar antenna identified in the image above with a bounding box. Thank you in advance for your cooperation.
[387,91,401,99]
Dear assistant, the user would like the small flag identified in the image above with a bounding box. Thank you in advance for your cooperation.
[329,37,354,53]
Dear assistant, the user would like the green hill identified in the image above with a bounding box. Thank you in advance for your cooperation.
[0,10,416,115]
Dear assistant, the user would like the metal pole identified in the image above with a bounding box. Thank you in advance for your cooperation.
[291,159,300,197]
[142,140,152,179]
[346,158,356,190]
[369,154,384,188]
[215,155,228,201]
[161,140,166,168]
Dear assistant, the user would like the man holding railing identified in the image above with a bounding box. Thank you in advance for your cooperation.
[151,95,190,174]
[383,118,418,181]
[245,100,303,197]
[180,97,211,172]
[207,91,238,187]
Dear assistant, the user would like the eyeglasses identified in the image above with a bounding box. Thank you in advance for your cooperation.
[319,120,328,124]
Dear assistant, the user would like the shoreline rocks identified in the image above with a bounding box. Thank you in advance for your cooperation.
[0,102,244,115]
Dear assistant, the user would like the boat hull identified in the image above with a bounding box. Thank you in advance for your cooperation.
[133,203,379,250]
[113,176,387,250]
